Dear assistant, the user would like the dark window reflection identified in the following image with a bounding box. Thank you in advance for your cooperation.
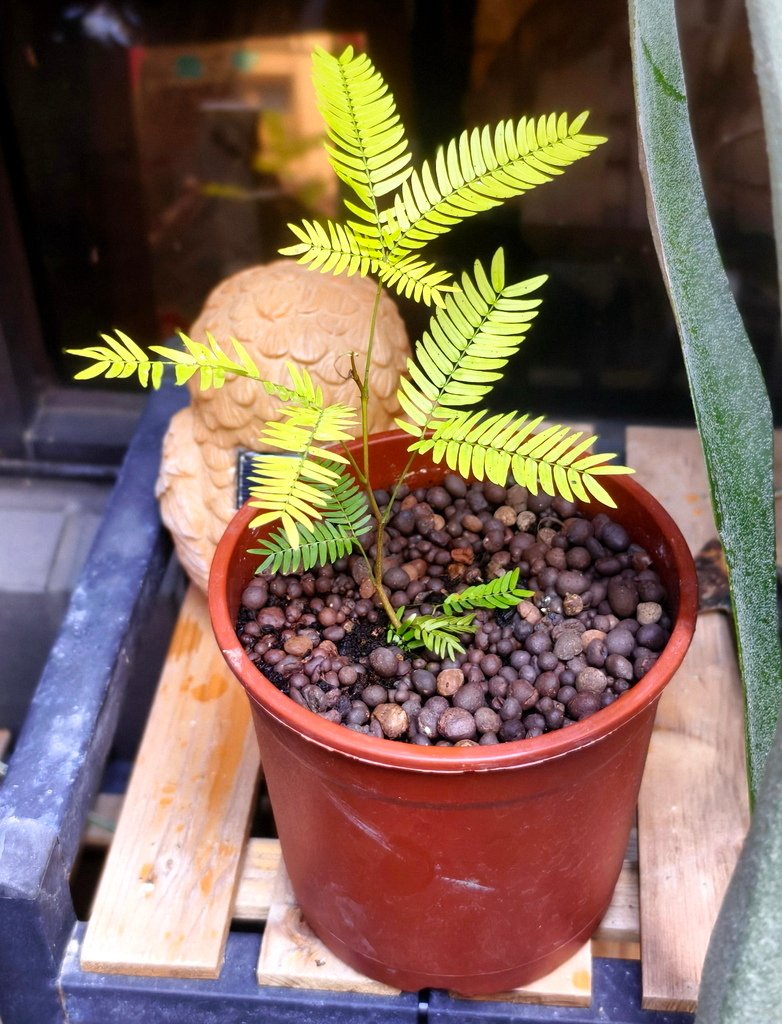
[1,0,778,421]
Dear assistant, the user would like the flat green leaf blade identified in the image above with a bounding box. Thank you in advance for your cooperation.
[629,0,781,803]
[695,713,782,1024]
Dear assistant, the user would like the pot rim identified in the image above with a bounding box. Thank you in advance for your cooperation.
[209,429,698,774]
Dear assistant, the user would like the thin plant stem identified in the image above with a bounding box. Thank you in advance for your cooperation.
[382,452,417,525]
[360,281,384,483]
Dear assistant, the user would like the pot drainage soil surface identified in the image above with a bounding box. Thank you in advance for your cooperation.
[236,475,671,745]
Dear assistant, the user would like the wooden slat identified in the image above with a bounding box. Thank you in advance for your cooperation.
[257,860,402,995]
[627,427,751,1013]
[592,861,641,960]
[257,859,591,1004]
[234,838,280,921]
[462,943,592,1006]
[81,585,261,978]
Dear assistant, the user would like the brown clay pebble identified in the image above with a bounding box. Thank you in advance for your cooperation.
[362,684,389,708]
[575,667,609,695]
[553,631,583,661]
[241,583,268,610]
[452,681,486,713]
[637,601,663,625]
[369,647,399,678]
[257,606,286,629]
[284,635,314,657]
[372,703,409,739]
[602,522,630,552]
[438,707,477,741]
[567,692,601,720]
[556,570,589,597]
[636,623,667,651]
[607,578,639,618]
[436,668,464,697]
[606,653,634,680]
[605,628,636,657]
[474,707,502,734]
[494,506,517,526]
[383,566,412,590]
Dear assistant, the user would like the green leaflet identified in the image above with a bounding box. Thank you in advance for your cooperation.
[388,609,477,661]
[442,569,532,614]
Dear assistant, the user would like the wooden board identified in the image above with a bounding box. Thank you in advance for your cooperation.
[257,858,592,1005]
[81,585,261,978]
[257,859,402,996]
[234,838,280,921]
[459,943,592,1006]
[592,860,641,960]
[627,427,751,1013]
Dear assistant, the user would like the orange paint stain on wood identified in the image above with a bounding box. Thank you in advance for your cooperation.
[168,616,201,660]
[190,674,229,703]
[572,969,590,991]
[139,863,155,883]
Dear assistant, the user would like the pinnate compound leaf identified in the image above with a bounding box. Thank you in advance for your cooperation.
[67,330,265,390]
[248,367,359,548]
[442,569,532,614]
[413,409,632,508]
[395,250,546,435]
[381,114,606,263]
[250,519,358,575]
[388,609,477,661]
[311,46,413,212]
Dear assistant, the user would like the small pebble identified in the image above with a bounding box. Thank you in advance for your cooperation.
[637,601,663,625]
[372,703,409,739]
[575,667,608,695]
[284,635,313,657]
[553,631,583,661]
[369,647,399,678]
[437,668,465,697]
[438,707,477,741]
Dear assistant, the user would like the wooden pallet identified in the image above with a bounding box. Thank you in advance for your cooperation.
[80,429,768,1012]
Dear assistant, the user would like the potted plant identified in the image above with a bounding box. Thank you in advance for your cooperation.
[69,45,697,995]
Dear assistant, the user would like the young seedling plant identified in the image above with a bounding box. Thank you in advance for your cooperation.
[69,45,632,661]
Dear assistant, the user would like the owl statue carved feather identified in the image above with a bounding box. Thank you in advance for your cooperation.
[156,261,411,592]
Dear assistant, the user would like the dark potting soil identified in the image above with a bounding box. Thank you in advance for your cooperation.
[235,476,672,746]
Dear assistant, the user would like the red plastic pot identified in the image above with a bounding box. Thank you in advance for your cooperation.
[209,430,697,995]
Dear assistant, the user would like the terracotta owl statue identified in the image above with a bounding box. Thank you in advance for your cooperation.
[156,261,411,592]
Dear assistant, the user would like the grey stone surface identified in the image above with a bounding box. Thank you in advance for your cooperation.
[0,477,111,733]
